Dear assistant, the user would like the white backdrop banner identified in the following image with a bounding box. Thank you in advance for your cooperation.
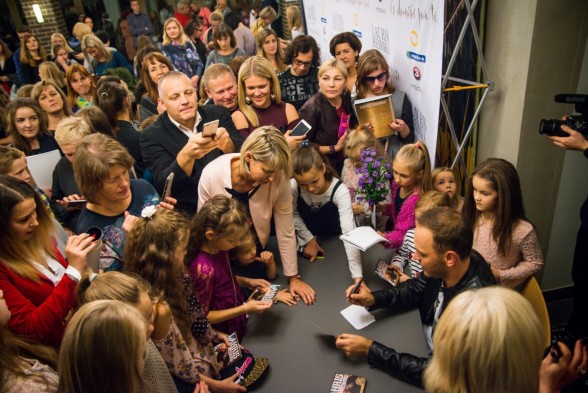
[301,0,444,161]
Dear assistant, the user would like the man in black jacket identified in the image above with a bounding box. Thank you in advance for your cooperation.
[336,207,496,387]
[140,71,243,215]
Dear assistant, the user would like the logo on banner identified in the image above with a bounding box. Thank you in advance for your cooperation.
[410,30,419,47]
[353,30,362,38]
[353,13,359,26]
[320,17,327,23]
[333,13,344,32]
[413,66,421,80]
[406,51,426,63]
[372,26,390,55]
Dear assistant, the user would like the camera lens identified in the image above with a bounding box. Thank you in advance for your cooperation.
[539,119,564,135]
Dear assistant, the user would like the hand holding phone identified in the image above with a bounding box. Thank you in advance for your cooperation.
[289,119,312,137]
[202,119,219,138]
[162,173,174,199]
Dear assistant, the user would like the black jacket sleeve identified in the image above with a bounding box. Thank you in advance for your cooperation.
[367,341,428,388]
[370,275,426,312]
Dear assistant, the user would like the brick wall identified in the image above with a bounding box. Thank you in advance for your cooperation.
[21,0,69,55]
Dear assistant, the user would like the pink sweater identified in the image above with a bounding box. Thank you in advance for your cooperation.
[384,182,420,249]
[473,219,543,288]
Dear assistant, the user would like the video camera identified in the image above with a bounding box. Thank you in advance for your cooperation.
[539,94,588,137]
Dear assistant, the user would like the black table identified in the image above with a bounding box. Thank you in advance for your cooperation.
[242,236,427,392]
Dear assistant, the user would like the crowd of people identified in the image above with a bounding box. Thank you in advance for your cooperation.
[0,1,586,392]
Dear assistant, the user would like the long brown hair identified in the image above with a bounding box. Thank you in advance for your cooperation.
[140,52,173,102]
[124,209,192,341]
[65,64,96,111]
[355,49,395,99]
[462,158,530,256]
[19,34,47,67]
[5,98,51,156]
[256,29,286,73]
[0,175,57,280]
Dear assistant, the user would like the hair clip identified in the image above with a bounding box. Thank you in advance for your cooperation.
[141,205,157,219]
[89,273,98,282]
[299,140,312,148]
[100,92,109,97]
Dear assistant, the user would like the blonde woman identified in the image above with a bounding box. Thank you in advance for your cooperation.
[231,56,301,148]
[286,5,304,39]
[57,300,148,393]
[31,80,71,132]
[38,62,67,93]
[81,34,132,76]
[424,287,588,393]
[50,32,84,63]
[161,18,204,87]
[256,28,286,73]
[198,126,316,306]
[250,6,276,39]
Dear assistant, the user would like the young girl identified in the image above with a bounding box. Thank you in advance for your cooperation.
[432,166,464,211]
[341,126,390,219]
[463,158,544,288]
[389,191,452,282]
[383,141,432,249]
[205,24,246,69]
[38,62,67,93]
[57,300,148,393]
[286,5,304,39]
[187,195,273,341]
[231,231,297,306]
[291,142,363,282]
[65,64,95,113]
[124,208,245,393]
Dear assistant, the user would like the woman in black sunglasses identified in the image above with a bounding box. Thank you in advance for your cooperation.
[355,49,414,159]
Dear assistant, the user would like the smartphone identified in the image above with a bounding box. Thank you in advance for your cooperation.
[202,119,219,138]
[550,339,562,362]
[289,119,312,137]
[67,199,87,207]
[162,172,174,199]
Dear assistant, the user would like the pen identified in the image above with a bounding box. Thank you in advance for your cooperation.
[347,279,363,302]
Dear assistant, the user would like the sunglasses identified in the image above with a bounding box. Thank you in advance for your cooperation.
[364,71,387,84]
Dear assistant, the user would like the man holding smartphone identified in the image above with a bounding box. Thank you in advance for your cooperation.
[141,71,243,214]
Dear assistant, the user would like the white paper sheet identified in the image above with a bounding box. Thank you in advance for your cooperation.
[26,149,61,189]
[340,304,376,330]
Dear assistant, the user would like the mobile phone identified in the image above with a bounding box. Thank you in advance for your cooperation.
[67,199,87,207]
[346,279,363,302]
[162,172,174,199]
[550,339,562,362]
[289,119,312,137]
[202,119,219,138]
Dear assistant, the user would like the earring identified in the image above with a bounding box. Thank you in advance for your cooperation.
[270,93,276,101]
[244,96,252,105]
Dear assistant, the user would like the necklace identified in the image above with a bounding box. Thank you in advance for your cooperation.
[223,252,246,318]
[399,188,414,199]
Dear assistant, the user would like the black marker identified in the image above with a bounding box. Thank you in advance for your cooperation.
[347,279,363,302]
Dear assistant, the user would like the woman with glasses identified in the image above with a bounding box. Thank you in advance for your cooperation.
[355,49,414,159]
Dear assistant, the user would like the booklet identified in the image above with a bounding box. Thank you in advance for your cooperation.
[226,332,242,365]
[248,284,280,304]
[375,259,400,286]
[354,93,395,138]
[330,373,367,393]
[340,226,389,251]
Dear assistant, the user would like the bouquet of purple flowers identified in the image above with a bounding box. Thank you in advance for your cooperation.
[356,147,392,206]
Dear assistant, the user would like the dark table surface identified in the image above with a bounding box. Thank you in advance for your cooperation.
[241,236,427,392]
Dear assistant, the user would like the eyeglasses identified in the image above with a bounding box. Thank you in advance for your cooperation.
[364,71,387,84]
[293,58,312,68]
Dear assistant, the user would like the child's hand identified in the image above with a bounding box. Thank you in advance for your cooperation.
[389,265,409,284]
[122,211,140,233]
[245,278,270,290]
[275,289,297,306]
[213,329,231,346]
[303,238,324,262]
[245,300,273,313]
[376,230,387,238]
[352,202,366,215]
[255,251,275,265]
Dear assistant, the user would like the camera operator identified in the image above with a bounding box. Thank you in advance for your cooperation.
[546,122,588,343]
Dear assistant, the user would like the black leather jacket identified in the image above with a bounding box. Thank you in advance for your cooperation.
[366,251,496,387]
